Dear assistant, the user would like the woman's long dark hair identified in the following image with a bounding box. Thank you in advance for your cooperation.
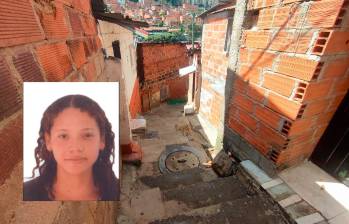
[32,94,118,200]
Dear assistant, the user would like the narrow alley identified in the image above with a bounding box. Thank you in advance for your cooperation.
[118,103,292,224]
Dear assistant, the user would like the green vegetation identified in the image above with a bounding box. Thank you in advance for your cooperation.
[141,32,187,43]
[186,23,202,41]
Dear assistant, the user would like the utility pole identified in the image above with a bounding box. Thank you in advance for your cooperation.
[214,0,248,153]
[191,12,195,50]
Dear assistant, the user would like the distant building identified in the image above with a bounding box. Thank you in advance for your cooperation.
[165,15,180,27]
[117,0,125,6]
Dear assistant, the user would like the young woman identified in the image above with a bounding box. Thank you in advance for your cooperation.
[23,94,119,201]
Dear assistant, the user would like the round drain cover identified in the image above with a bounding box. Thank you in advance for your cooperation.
[165,151,200,172]
[159,144,209,174]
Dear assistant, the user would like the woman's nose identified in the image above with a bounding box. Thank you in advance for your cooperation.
[68,138,83,152]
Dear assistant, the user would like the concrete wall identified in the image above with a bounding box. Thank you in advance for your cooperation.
[200,0,349,171]
[0,1,118,223]
[97,20,138,107]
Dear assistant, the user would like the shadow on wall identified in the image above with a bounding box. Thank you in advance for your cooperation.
[219,0,349,172]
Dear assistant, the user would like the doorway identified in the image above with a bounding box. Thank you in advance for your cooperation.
[311,91,349,187]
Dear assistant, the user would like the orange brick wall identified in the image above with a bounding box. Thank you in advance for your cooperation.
[202,0,349,170]
[137,43,190,111]
[0,0,104,184]
[129,78,142,118]
[200,17,229,128]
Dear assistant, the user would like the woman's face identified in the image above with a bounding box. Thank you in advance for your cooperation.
[45,107,105,176]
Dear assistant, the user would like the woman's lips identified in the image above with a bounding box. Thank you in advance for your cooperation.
[64,157,87,163]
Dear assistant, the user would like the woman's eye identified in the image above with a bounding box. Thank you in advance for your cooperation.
[84,133,94,138]
[58,134,68,139]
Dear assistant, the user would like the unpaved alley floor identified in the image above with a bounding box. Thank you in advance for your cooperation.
[118,104,293,224]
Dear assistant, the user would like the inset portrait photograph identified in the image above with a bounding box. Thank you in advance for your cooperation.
[23,82,120,201]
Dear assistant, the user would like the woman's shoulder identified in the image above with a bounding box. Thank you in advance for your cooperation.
[23,176,50,201]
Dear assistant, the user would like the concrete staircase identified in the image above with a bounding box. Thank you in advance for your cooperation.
[119,166,293,224]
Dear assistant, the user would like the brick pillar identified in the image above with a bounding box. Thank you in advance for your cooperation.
[227,0,349,170]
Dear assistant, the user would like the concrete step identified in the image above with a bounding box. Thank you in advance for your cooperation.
[139,167,218,191]
[162,175,249,209]
[151,196,290,224]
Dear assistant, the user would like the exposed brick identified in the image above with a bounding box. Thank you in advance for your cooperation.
[272,4,301,28]
[67,39,87,69]
[269,31,313,53]
[239,48,249,63]
[228,118,247,137]
[129,78,142,119]
[288,130,314,147]
[263,71,296,97]
[313,30,349,55]
[328,94,346,111]
[244,30,271,49]
[0,0,45,47]
[250,50,275,69]
[265,0,279,7]
[239,65,262,84]
[288,118,314,136]
[295,31,316,54]
[231,93,255,113]
[36,1,69,40]
[57,0,72,6]
[0,57,22,121]
[255,104,284,131]
[232,77,248,94]
[0,114,23,185]
[303,80,333,101]
[258,123,288,149]
[315,111,336,126]
[36,42,73,81]
[276,143,314,166]
[270,31,289,50]
[256,8,275,29]
[82,61,96,81]
[322,57,349,79]
[13,51,44,82]
[168,76,188,99]
[306,0,347,28]
[81,16,97,36]
[238,111,258,131]
[84,37,97,57]
[330,77,349,94]
[244,130,269,154]
[73,0,91,14]
[246,83,266,104]
[247,0,262,10]
[282,0,302,4]
[228,105,239,119]
[67,7,84,37]
[303,99,330,117]
[276,55,321,81]
[266,92,302,120]
[313,125,328,139]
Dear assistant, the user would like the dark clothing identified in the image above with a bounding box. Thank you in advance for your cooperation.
[23,175,120,201]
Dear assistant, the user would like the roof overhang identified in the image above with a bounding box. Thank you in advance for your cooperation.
[198,0,236,18]
[94,12,149,31]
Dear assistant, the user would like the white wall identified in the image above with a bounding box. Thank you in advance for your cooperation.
[97,20,138,107]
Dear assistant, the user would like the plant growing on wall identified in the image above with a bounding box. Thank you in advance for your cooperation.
[141,32,187,43]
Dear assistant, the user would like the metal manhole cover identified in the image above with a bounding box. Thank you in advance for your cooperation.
[165,151,200,172]
[159,144,209,174]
